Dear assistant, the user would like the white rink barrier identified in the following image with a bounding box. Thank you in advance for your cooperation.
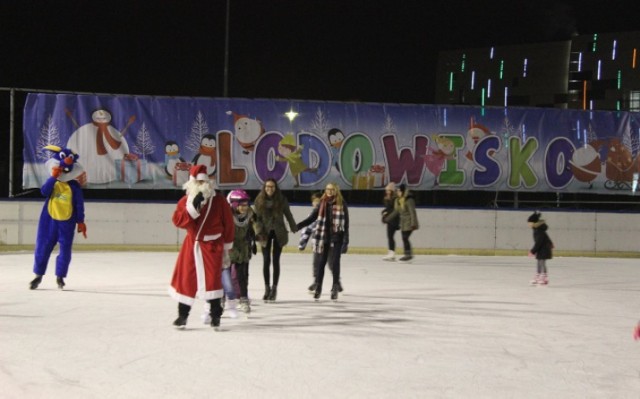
[1,200,639,253]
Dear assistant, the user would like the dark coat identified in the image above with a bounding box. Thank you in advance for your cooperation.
[530,221,553,260]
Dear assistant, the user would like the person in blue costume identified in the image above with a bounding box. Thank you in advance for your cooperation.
[29,145,87,290]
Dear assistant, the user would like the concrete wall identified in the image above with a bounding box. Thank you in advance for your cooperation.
[1,200,639,253]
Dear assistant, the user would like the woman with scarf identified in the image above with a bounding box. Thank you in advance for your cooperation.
[296,182,349,301]
[253,178,297,303]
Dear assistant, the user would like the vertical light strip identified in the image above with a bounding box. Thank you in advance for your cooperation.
[490,47,494,60]
[487,79,492,98]
[443,108,448,127]
[578,52,583,72]
[617,70,622,89]
[504,87,508,107]
[612,40,617,60]
[592,34,598,52]
[523,58,528,77]
[499,60,504,79]
[633,48,637,69]
[481,88,485,106]
[461,53,466,72]
[471,71,475,90]
[597,60,602,80]
[449,72,454,92]
[583,81,587,110]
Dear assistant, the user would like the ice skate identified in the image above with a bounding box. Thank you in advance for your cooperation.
[29,275,43,290]
[268,285,277,302]
[398,255,413,263]
[263,286,271,302]
[538,273,549,286]
[173,315,187,329]
[331,284,339,301]
[382,250,396,261]
[56,277,65,290]
[239,298,251,314]
[313,290,321,302]
[530,274,541,285]
[308,282,317,294]
[211,317,221,331]
[337,281,344,293]
[201,302,212,324]
[226,299,238,319]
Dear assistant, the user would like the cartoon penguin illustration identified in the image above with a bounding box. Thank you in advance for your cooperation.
[164,140,185,177]
[226,111,265,154]
[191,134,217,176]
[327,128,345,172]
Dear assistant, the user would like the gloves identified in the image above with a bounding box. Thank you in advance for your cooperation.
[52,166,63,179]
[634,322,640,341]
[77,222,87,238]
[341,240,349,254]
[192,192,204,211]
[251,241,257,255]
[222,249,231,268]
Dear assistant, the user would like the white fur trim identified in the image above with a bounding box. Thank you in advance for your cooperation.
[186,195,200,219]
[223,242,233,250]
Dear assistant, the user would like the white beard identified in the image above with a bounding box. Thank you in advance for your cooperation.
[183,179,213,201]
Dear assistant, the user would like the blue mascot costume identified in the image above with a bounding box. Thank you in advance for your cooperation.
[30,145,87,290]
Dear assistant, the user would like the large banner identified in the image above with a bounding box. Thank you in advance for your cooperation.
[22,93,640,194]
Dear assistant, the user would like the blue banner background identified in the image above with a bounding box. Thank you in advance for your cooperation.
[22,93,640,194]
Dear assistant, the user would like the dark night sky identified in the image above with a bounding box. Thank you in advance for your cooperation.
[1,0,639,104]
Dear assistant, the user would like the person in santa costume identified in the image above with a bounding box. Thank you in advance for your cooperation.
[169,164,234,330]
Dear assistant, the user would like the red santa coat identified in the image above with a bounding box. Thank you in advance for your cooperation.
[169,191,234,305]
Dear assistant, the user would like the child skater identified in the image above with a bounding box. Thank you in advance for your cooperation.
[227,189,257,314]
[527,211,554,286]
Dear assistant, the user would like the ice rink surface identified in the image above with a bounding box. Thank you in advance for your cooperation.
[1,251,640,399]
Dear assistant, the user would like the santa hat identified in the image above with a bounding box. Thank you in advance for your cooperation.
[190,164,209,181]
[226,110,247,123]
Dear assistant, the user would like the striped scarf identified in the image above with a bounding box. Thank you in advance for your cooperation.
[312,197,345,254]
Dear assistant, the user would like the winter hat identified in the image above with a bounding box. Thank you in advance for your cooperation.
[527,211,541,223]
[398,183,406,193]
[190,164,209,181]
[385,182,396,191]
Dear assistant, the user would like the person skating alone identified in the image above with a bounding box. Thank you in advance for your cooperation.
[527,211,554,286]
[384,184,419,263]
[381,182,399,261]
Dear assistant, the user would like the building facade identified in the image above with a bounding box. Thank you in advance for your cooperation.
[435,31,640,111]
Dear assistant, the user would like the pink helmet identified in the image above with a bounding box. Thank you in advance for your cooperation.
[227,189,251,209]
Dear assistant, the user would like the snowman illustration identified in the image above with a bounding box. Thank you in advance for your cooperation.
[65,108,136,184]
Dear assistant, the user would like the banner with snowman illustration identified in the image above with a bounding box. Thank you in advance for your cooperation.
[22,92,640,194]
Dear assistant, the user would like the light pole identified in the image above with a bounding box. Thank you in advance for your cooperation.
[223,0,230,97]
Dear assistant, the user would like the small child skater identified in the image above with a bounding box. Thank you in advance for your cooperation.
[201,189,256,322]
[527,211,554,286]
[299,192,322,293]
[227,189,257,314]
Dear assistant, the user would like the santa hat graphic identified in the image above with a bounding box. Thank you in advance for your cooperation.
[226,110,246,123]
[189,164,209,181]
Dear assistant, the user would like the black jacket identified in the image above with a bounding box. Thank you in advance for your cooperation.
[530,221,553,260]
